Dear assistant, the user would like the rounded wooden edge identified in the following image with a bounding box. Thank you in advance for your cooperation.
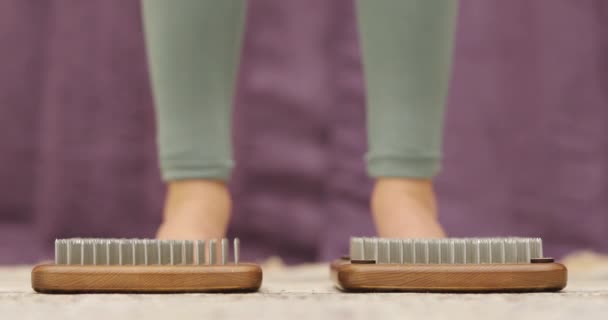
[332,260,568,293]
[32,263,262,293]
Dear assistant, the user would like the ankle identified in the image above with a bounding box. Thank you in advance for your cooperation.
[372,178,437,217]
[371,177,444,238]
[162,179,232,234]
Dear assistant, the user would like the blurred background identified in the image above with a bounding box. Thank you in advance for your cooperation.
[1,0,607,264]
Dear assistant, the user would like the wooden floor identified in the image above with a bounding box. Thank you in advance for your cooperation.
[1,254,607,319]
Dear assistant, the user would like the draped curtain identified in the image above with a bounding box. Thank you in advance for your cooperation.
[1,0,607,263]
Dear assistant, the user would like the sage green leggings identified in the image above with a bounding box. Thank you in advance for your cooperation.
[142,0,457,181]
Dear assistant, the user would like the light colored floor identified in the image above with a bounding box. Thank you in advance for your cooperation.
[1,253,607,320]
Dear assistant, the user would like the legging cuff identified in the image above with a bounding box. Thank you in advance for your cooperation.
[160,160,233,182]
[366,155,440,179]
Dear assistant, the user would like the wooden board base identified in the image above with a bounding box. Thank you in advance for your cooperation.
[331,260,567,293]
[32,264,262,293]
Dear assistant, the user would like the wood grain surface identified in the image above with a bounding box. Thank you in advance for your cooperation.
[32,263,262,293]
[331,260,567,292]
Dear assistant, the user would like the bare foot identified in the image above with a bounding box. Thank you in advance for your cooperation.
[156,180,231,240]
[371,178,446,238]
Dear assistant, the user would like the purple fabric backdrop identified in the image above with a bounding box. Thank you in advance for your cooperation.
[1,0,607,264]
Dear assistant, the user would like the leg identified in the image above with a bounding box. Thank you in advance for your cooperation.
[142,0,246,239]
[356,0,458,237]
